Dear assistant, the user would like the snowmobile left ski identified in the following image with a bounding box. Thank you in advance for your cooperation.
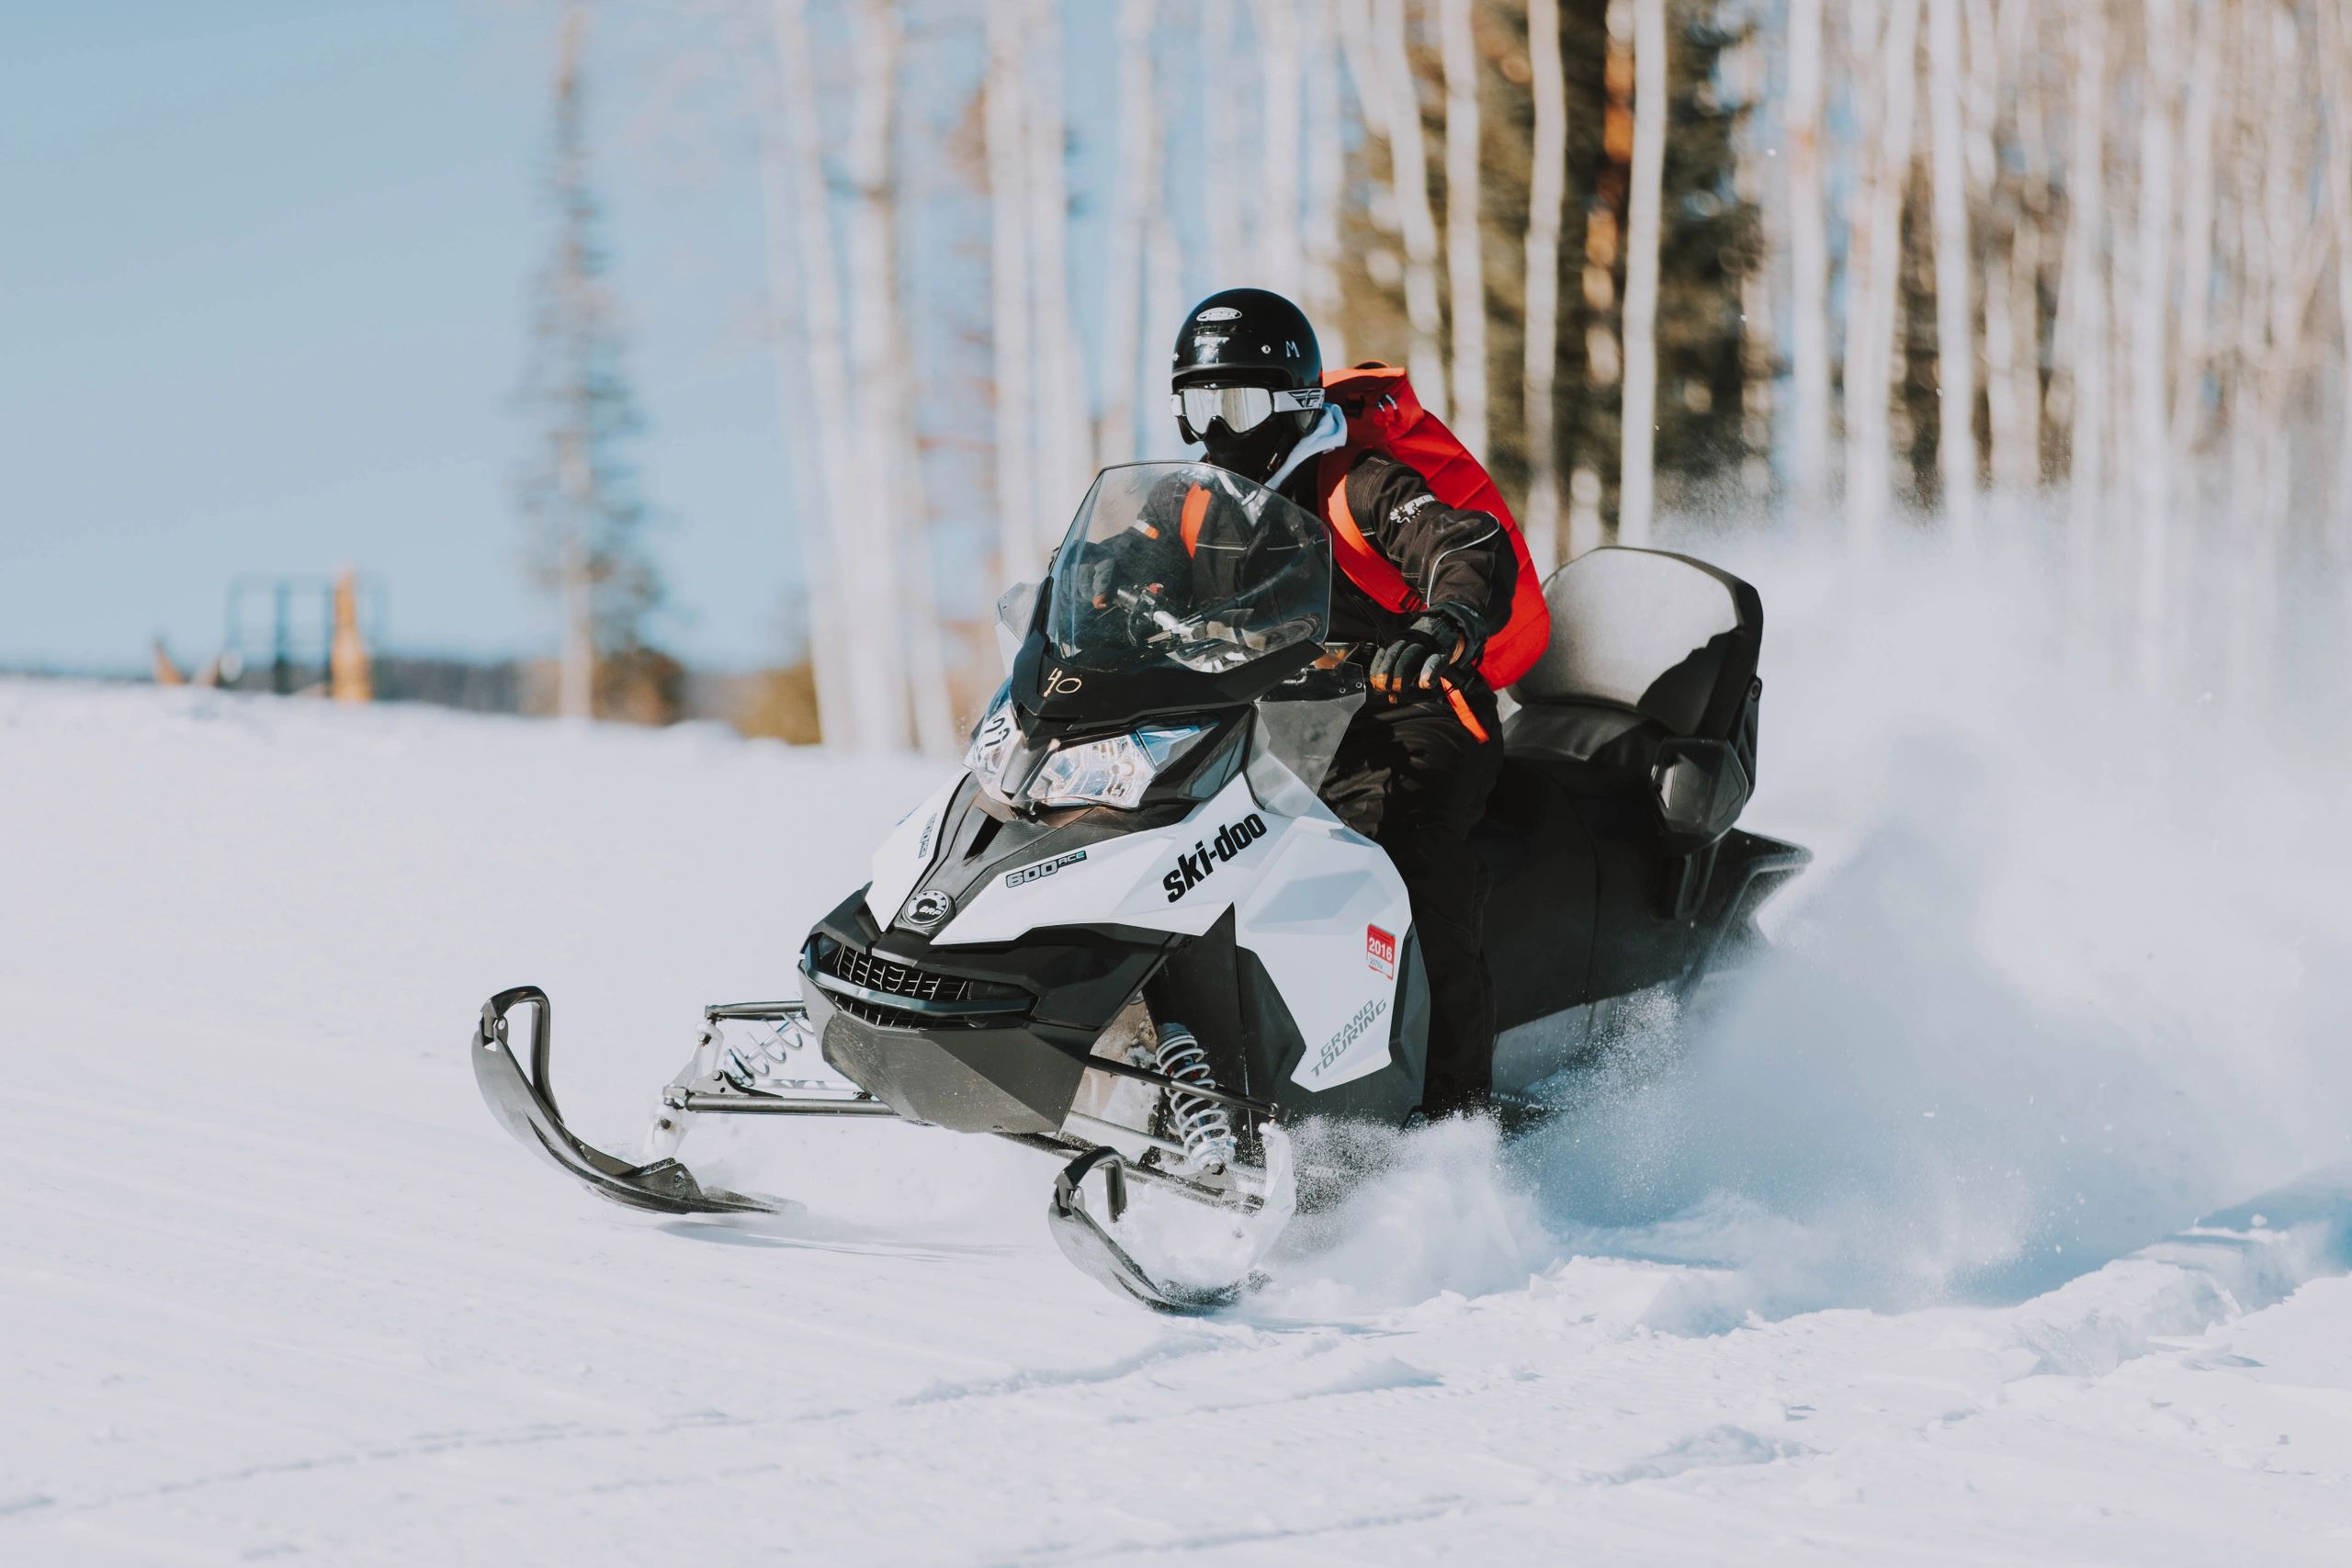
[467,460,1808,1312]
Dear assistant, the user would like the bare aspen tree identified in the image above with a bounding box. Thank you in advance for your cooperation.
[1303,0,1350,360]
[2170,0,2221,460]
[2128,0,2181,692]
[1785,0,1832,528]
[895,423,960,753]
[752,31,851,742]
[1143,43,1186,449]
[1261,0,1306,298]
[1441,0,1487,454]
[1374,0,1449,412]
[1619,0,1667,545]
[771,0,873,750]
[1844,0,1922,547]
[984,1,1036,579]
[2060,0,2109,596]
[1978,0,2024,497]
[1027,0,1089,514]
[1926,0,1977,542]
[1334,0,1400,333]
[1986,0,2048,498]
[1098,0,1159,468]
[1523,0,1568,571]
[843,0,917,750]
[1204,0,1247,273]
[2318,0,2352,550]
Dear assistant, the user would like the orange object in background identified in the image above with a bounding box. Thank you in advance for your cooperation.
[331,570,372,703]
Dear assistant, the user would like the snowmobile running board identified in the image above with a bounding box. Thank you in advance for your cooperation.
[471,985,883,1217]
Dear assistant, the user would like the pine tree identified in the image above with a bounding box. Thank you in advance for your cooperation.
[516,1,669,722]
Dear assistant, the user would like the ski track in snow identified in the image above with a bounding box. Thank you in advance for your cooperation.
[6,547,2352,1564]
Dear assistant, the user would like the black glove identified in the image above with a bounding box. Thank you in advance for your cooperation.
[1369,604,1486,703]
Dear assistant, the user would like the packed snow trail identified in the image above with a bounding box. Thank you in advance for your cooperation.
[6,540,2351,1562]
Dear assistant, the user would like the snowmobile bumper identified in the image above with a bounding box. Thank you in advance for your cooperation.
[470,985,785,1215]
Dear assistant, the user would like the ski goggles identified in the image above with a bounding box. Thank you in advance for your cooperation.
[1171,383,1324,437]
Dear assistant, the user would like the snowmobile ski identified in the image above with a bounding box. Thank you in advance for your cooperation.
[472,986,781,1216]
[1045,1125,1296,1314]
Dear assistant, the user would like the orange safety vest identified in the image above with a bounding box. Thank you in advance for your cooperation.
[1313,364,1552,691]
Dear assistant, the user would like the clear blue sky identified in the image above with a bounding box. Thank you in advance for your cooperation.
[0,0,1170,674]
[1,1,817,671]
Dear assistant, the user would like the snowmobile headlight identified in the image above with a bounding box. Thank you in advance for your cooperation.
[1025,724,1210,810]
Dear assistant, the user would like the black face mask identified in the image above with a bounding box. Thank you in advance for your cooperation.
[1198,415,1304,483]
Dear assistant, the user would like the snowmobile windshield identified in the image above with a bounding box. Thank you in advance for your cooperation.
[1046,463,1331,678]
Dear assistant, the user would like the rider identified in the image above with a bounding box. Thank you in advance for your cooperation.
[1157,287,1517,1119]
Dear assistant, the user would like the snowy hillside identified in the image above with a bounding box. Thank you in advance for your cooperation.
[6,550,2351,1563]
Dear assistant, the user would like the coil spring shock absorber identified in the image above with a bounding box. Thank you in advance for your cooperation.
[716,1013,812,1089]
[1152,1023,1238,1173]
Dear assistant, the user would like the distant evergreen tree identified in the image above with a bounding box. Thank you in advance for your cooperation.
[516,2,670,721]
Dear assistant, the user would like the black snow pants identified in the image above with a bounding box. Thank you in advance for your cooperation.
[1318,684,1503,1117]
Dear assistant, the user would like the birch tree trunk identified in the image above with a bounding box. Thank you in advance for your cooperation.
[984,2,1035,583]
[1985,217,2043,495]
[1143,46,1185,455]
[1204,0,1247,274]
[843,0,915,750]
[1785,0,1832,530]
[2169,0,2220,462]
[769,0,867,750]
[2130,0,2181,693]
[1843,0,1923,547]
[752,52,853,744]
[1303,0,1349,360]
[1374,0,1448,413]
[1523,0,1567,572]
[1096,0,1157,469]
[1261,0,1306,297]
[1026,0,1089,516]
[2061,0,2109,604]
[1926,0,1977,543]
[1440,0,1487,455]
[2318,0,2352,559]
[1619,0,1668,545]
[1990,0,2048,500]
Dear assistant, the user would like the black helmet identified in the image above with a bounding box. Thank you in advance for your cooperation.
[1170,288,1324,480]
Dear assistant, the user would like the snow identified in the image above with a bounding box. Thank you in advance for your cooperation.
[6,544,2351,1563]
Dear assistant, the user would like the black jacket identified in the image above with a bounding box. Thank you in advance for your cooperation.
[1274,450,1518,654]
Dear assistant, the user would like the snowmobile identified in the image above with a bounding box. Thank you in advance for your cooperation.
[470,461,1809,1311]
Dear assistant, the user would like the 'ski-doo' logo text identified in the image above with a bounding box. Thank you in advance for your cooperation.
[1044,669,1084,697]
[1161,813,1269,902]
[1005,849,1087,888]
[1315,997,1388,1076]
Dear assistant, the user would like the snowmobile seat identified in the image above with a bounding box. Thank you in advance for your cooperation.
[1503,547,1763,822]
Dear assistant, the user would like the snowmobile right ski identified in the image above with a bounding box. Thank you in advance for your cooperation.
[1045,1126,1296,1314]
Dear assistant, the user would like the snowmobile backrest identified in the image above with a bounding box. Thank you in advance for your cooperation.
[1504,545,1764,856]
[1510,547,1761,740]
